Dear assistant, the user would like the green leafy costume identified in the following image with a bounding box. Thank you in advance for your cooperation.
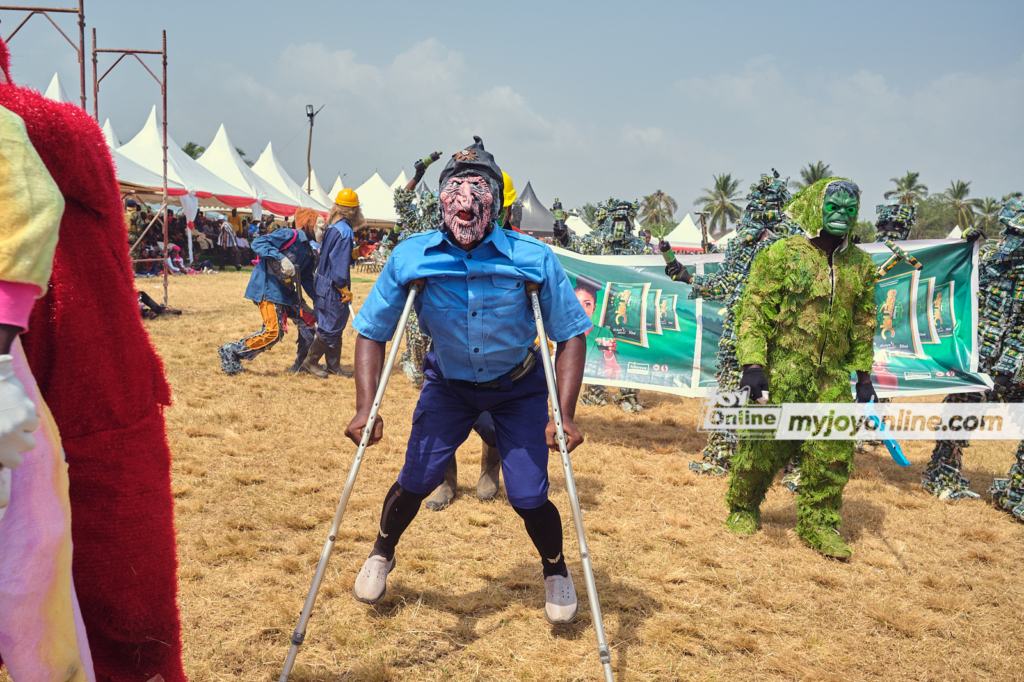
[726,178,877,549]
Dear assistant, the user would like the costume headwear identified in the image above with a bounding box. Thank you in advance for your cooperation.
[335,188,359,207]
[439,135,504,222]
[294,207,319,232]
[785,177,860,237]
[501,170,517,207]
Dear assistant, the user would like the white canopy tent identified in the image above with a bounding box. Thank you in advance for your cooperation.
[948,226,963,239]
[390,170,408,191]
[119,106,255,259]
[102,118,122,148]
[566,215,591,236]
[198,124,300,219]
[355,172,398,223]
[664,214,703,243]
[251,142,328,214]
[329,174,345,201]
[302,169,334,208]
[43,73,70,103]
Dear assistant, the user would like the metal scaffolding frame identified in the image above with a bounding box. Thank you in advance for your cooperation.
[93,29,171,305]
[0,2,87,110]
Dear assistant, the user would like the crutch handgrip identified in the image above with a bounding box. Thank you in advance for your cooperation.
[408,278,426,293]
[525,281,541,295]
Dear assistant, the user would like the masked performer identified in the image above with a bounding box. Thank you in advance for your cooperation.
[346,137,591,623]
[553,197,648,412]
[386,154,506,509]
[0,101,96,682]
[299,193,358,378]
[725,178,877,560]
[218,220,317,375]
[0,37,186,681]
[285,208,324,374]
[661,170,802,476]
[923,200,1023,517]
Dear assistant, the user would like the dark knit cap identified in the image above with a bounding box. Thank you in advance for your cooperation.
[438,136,504,205]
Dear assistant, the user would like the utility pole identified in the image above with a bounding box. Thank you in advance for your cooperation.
[305,104,324,195]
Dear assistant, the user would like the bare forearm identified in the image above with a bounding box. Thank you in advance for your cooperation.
[554,334,586,419]
[353,335,386,412]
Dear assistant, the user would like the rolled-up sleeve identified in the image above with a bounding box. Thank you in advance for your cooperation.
[538,247,593,343]
[352,255,408,342]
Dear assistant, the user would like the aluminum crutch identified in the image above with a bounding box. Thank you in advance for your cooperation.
[526,282,615,682]
[279,278,425,681]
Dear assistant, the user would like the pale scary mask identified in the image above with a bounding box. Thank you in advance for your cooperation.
[440,174,495,245]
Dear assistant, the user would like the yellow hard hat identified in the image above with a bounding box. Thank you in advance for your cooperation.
[335,188,359,207]
[502,171,517,207]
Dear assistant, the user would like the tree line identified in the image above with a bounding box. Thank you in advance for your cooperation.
[575,162,1020,242]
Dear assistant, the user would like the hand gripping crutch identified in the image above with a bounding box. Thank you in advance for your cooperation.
[526,282,615,682]
[279,279,425,682]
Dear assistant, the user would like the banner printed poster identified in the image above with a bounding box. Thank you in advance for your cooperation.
[598,281,651,348]
[875,270,924,358]
[916,277,939,345]
[552,239,989,399]
[646,289,663,335]
[934,280,956,337]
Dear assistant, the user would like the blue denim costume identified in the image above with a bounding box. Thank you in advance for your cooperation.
[313,220,353,346]
[354,226,591,508]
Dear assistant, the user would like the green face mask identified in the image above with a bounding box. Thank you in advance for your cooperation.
[821,191,858,237]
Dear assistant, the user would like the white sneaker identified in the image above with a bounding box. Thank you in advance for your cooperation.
[353,554,395,604]
[544,570,579,624]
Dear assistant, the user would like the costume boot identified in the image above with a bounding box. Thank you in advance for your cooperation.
[287,334,310,374]
[299,336,329,379]
[324,339,353,378]
[477,440,501,500]
[424,458,457,511]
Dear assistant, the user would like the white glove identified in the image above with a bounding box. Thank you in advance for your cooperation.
[314,217,327,245]
[280,256,296,278]
[0,355,39,470]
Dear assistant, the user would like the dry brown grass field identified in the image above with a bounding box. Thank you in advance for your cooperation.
[117,273,1024,680]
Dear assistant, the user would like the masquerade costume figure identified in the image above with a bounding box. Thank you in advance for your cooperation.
[924,199,1024,518]
[553,198,648,412]
[0,38,185,681]
[285,208,323,374]
[218,221,317,375]
[0,101,95,682]
[661,170,802,476]
[725,178,877,560]
[346,137,592,623]
[299,194,357,379]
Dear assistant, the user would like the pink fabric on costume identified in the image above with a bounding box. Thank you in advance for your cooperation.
[0,280,42,330]
[0,338,94,681]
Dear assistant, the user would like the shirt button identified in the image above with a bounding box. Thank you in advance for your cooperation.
[470,276,475,280]
[467,254,473,259]
[478,368,483,372]
[474,348,479,352]
[472,312,477,316]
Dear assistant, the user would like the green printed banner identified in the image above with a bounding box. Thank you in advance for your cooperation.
[552,239,989,398]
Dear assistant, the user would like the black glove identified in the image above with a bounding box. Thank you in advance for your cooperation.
[665,260,691,284]
[553,221,569,246]
[964,228,983,243]
[740,366,769,403]
[413,151,442,183]
[855,380,878,404]
[990,372,1012,397]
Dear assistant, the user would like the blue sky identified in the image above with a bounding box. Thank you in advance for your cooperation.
[5,0,1022,218]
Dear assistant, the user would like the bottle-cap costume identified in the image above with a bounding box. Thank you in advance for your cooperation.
[350,137,592,620]
[725,178,877,559]
[924,199,1024,519]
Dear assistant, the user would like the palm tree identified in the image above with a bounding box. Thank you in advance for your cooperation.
[693,173,743,236]
[790,161,832,190]
[884,171,928,203]
[640,190,679,226]
[575,202,599,226]
[972,197,1001,236]
[1002,191,1023,203]
[181,141,205,159]
[942,180,975,230]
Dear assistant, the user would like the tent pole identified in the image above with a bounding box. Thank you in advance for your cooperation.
[91,27,97,119]
[161,30,168,306]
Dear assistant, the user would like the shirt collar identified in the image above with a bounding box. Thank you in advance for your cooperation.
[425,222,510,258]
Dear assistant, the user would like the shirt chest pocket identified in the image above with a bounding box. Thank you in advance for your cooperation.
[490,275,525,318]
[420,274,461,312]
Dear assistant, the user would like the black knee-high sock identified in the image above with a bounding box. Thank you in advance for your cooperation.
[513,501,568,578]
[371,482,428,560]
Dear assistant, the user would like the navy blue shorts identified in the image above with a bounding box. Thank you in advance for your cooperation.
[397,351,551,508]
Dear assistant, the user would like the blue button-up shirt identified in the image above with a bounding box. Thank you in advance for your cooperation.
[244,228,316,306]
[353,226,592,382]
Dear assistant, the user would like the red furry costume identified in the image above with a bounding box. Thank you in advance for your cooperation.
[0,38,186,682]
